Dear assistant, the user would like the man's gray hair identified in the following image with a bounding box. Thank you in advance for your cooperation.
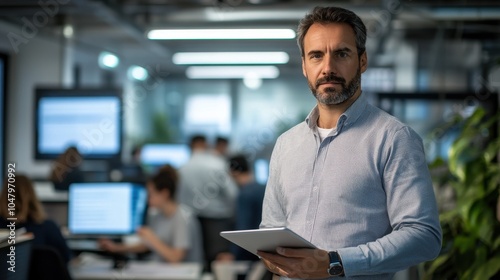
[297,6,367,57]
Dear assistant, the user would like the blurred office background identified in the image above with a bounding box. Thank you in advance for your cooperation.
[0,1,499,279]
[0,0,499,183]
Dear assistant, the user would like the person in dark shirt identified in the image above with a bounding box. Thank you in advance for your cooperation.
[218,154,266,262]
[0,174,72,264]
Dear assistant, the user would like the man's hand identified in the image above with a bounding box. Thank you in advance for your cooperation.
[257,247,331,279]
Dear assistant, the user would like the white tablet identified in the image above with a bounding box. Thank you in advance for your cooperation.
[220,227,316,256]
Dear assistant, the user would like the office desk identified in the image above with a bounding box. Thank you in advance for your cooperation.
[71,260,202,280]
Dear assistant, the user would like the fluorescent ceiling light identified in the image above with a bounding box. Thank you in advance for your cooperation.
[128,66,148,81]
[244,73,263,90]
[147,29,295,40]
[63,24,74,38]
[98,51,119,69]
[186,66,279,79]
[173,52,289,65]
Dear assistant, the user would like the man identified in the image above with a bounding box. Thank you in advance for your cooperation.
[257,6,442,279]
[216,154,269,280]
[177,134,238,271]
[214,136,230,158]
[228,154,266,261]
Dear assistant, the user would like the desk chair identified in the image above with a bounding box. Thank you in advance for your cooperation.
[28,245,72,280]
[0,237,33,280]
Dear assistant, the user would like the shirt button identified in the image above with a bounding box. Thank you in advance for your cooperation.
[313,186,318,192]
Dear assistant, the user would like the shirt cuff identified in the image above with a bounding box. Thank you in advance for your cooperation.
[337,246,368,277]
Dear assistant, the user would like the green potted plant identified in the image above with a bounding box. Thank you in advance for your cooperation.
[423,106,500,279]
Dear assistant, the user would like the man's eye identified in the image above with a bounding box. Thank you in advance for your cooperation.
[337,52,348,58]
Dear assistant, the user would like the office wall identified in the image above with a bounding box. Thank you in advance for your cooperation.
[0,21,130,179]
[0,21,63,178]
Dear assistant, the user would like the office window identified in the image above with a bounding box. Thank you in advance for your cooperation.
[377,92,497,163]
[184,93,231,138]
[362,68,395,92]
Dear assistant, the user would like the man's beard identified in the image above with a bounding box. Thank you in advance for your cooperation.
[308,67,361,105]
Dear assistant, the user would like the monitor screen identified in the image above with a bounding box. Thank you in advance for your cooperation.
[254,158,269,185]
[140,143,190,169]
[34,88,122,159]
[68,182,147,236]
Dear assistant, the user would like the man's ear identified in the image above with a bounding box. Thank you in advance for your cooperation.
[360,51,368,73]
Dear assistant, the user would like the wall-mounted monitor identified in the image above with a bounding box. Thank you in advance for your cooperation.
[34,87,122,160]
[68,182,147,236]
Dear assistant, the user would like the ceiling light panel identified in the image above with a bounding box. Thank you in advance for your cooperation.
[186,66,279,79]
[172,52,289,65]
[147,29,296,40]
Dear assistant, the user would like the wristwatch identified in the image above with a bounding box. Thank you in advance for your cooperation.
[327,251,344,277]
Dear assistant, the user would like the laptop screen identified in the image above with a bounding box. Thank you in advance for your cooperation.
[68,182,147,235]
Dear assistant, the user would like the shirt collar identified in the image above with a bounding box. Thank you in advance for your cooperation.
[305,92,368,130]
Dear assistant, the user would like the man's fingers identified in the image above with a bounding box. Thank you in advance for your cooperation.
[276,247,324,257]
[258,251,291,268]
[259,254,285,275]
[261,258,288,277]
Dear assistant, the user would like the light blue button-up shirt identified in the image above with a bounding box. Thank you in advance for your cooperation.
[261,93,442,279]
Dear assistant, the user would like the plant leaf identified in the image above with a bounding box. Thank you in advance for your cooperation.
[473,255,500,280]
[424,253,452,278]
[484,138,500,163]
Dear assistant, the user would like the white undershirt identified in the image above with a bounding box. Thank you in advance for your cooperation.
[317,127,334,142]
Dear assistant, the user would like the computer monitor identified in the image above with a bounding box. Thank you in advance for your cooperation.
[254,158,269,185]
[68,182,147,236]
[140,143,190,169]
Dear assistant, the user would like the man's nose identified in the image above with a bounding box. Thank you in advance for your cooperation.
[322,56,337,76]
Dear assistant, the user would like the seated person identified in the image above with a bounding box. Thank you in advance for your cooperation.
[99,165,204,263]
[49,146,85,191]
[0,174,72,264]
[108,145,146,184]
